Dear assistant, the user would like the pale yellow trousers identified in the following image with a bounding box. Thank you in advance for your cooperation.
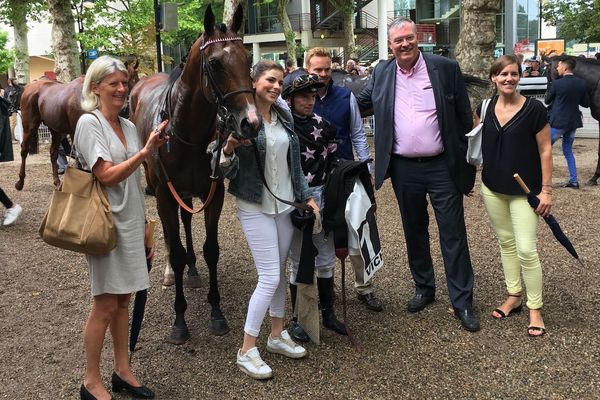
[481,183,543,309]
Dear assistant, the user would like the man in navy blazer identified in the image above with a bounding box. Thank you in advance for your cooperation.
[545,56,590,189]
[356,17,479,331]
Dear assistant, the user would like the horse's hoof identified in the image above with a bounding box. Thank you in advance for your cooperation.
[162,274,175,287]
[15,181,23,191]
[586,179,598,186]
[209,318,229,336]
[167,326,191,345]
[184,275,202,288]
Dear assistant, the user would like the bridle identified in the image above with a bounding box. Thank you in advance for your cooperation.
[156,34,255,214]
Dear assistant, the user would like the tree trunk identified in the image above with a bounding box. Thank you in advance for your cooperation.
[455,0,500,78]
[47,0,81,81]
[222,0,244,28]
[455,0,500,105]
[342,9,356,61]
[278,0,297,67]
[12,6,29,84]
[330,0,356,62]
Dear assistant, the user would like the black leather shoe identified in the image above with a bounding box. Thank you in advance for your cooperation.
[407,293,434,313]
[357,292,384,312]
[555,181,580,189]
[111,372,155,399]
[288,320,310,343]
[454,308,481,332]
[80,384,114,400]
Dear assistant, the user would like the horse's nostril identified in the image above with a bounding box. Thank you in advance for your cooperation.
[240,117,258,138]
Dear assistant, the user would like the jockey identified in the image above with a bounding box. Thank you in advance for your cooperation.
[282,71,347,341]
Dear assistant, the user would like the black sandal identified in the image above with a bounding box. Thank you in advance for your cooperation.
[527,326,546,337]
[491,294,523,319]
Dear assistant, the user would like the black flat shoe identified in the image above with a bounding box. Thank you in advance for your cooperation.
[407,293,434,313]
[454,308,480,332]
[80,384,114,400]
[111,372,155,399]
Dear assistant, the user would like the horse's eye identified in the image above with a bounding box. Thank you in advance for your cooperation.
[209,58,221,68]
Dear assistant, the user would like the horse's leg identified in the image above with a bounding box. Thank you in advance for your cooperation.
[180,199,201,288]
[49,131,61,189]
[203,182,228,336]
[587,121,600,185]
[157,190,191,344]
[15,120,37,191]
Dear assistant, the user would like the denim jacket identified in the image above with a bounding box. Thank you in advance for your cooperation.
[221,102,311,204]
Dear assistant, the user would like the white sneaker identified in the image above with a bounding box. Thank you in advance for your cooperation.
[3,204,22,226]
[267,330,307,359]
[236,347,273,379]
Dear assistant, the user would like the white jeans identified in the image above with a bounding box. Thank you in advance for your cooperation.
[238,208,294,337]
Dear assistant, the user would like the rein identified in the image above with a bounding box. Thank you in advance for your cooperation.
[252,141,313,213]
[155,34,252,214]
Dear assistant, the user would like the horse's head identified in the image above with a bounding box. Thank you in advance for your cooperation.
[186,4,260,141]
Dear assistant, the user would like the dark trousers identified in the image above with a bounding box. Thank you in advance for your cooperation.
[0,186,13,209]
[389,154,474,310]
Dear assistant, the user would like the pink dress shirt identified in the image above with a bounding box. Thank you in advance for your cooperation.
[393,53,444,157]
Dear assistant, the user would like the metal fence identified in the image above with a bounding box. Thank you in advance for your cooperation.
[38,123,52,144]
[362,116,374,136]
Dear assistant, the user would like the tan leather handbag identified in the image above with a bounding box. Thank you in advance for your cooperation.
[39,163,117,256]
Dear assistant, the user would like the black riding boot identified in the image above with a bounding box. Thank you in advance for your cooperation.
[288,283,309,343]
[317,277,347,335]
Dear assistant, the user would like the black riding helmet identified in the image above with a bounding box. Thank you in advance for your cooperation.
[281,69,325,100]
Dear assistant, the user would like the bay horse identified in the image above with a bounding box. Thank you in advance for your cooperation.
[129,4,260,344]
[545,55,600,185]
[15,60,139,190]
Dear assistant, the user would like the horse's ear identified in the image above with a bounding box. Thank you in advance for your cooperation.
[124,61,129,68]
[134,59,139,69]
[230,4,244,34]
[204,4,215,36]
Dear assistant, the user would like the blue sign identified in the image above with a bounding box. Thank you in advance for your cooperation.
[87,49,98,60]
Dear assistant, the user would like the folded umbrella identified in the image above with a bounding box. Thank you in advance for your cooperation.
[130,219,156,362]
[513,174,583,266]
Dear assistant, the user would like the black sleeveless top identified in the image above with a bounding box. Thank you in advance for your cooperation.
[476,96,548,195]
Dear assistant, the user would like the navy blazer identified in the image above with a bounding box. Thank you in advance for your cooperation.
[544,74,590,131]
[356,53,475,194]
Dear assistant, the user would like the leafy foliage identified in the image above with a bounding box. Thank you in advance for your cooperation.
[0,29,14,73]
[0,0,45,26]
[543,0,600,43]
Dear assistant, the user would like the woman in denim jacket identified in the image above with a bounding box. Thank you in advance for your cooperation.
[220,61,318,380]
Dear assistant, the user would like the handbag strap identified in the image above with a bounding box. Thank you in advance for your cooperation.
[480,98,491,123]
[251,140,313,213]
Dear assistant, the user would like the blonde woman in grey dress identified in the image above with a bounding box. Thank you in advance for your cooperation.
[74,56,169,400]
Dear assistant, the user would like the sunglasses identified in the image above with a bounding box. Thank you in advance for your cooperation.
[293,74,320,88]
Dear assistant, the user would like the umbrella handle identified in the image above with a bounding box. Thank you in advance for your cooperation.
[513,173,531,194]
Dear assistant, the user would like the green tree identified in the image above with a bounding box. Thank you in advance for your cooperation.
[0,0,45,83]
[0,29,14,73]
[77,0,155,71]
[543,0,600,43]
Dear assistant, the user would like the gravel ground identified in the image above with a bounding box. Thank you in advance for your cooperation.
[1,139,600,399]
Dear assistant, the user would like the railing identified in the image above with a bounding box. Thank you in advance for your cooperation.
[416,24,436,44]
[247,13,312,35]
